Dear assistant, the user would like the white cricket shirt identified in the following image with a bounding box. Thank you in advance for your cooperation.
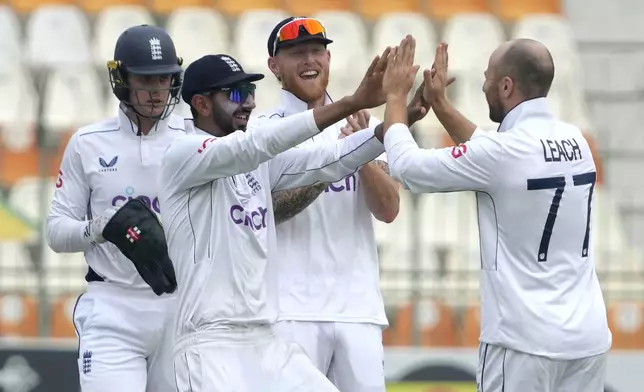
[384,98,611,359]
[46,105,187,290]
[158,109,385,338]
[251,90,388,326]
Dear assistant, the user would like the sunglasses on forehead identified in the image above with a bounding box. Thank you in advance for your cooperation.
[273,18,327,56]
[202,83,257,104]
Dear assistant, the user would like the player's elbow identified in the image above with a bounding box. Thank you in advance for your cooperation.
[47,243,66,254]
[45,217,65,253]
[45,232,63,253]
[381,216,396,224]
[366,180,400,224]
[374,205,399,224]
[46,236,65,254]
[388,159,407,186]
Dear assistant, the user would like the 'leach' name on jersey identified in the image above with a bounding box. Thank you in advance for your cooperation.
[541,138,583,162]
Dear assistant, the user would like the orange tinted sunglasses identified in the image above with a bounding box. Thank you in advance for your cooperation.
[273,18,327,55]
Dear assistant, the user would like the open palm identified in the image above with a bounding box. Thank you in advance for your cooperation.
[382,35,420,98]
[423,42,452,104]
[352,47,391,109]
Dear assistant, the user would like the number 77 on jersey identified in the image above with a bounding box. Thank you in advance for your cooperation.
[527,171,597,262]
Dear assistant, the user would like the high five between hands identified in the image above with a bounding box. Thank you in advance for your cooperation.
[343,36,455,136]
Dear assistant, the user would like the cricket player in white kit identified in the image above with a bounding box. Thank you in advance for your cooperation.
[46,25,184,392]
[255,19,438,391]
[159,51,399,391]
[379,36,612,392]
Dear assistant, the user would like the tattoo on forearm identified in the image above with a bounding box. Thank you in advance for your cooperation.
[375,161,389,175]
[272,183,327,225]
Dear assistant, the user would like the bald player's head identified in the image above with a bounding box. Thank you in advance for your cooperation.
[482,38,555,123]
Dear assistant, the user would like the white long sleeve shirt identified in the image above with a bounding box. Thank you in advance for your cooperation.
[46,106,187,290]
[250,90,388,326]
[384,98,611,359]
[158,109,385,338]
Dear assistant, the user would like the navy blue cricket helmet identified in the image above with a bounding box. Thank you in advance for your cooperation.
[107,24,183,119]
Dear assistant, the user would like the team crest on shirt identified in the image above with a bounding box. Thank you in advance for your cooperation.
[82,350,92,374]
[244,173,262,194]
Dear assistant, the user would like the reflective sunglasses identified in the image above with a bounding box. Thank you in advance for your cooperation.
[202,83,257,104]
[272,18,327,56]
[221,83,256,104]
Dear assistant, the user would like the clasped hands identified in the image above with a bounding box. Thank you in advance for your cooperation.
[342,36,455,136]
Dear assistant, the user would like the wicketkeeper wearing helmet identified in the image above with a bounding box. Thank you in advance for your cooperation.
[46,24,185,392]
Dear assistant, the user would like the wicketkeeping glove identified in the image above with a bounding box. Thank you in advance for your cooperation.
[101,198,177,296]
[84,207,119,244]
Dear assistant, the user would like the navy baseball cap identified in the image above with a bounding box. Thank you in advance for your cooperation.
[181,54,264,105]
[267,16,333,57]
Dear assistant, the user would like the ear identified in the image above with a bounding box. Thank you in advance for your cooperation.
[267,57,281,79]
[500,76,514,99]
[191,95,209,117]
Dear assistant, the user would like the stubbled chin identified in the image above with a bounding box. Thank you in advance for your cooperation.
[234,119,248,130]
[290,79,327,103]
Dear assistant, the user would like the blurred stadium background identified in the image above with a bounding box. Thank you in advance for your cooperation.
[0,0,643,390]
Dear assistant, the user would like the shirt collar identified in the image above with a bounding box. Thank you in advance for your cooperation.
[497,97,554,133]
[193,126,212,137]
[117,103,172,135]
[280,89,332,115]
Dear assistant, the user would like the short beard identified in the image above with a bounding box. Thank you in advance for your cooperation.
[212,103,236,135]
[281,72,329,103]
[489,105,504,123]
[487,93,505,124]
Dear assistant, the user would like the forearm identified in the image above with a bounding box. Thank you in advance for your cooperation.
[271,128,384,192]
[46,216,92,253]
[313,96,361,131]
[431,97,477,144]
[272,183,327,224]
[359,161,400,223]
[169,111,322,189]
[376,94,408,143]
[384,123,491,193]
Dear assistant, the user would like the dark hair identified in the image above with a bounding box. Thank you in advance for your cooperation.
[498,42,555,98]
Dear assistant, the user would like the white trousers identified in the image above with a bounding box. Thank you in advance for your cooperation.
[275,321,386,392]
[173,325,339,392]
[73,282,177,392]
[477,343,607,392]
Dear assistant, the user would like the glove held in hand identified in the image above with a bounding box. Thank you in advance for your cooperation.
[101,198,177,296]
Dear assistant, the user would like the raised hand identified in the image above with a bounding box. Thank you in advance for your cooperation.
[382,35,420,99]
[339,110,371,139]
[406,82,430,125]
[407,75,456,125]
[351,47,391,109]
[423,42,455,105]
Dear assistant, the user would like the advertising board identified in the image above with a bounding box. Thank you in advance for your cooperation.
[0,341,639,392]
